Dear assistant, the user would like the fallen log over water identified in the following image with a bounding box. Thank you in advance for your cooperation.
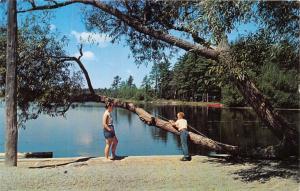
[71,94,239,156]
[0,152,53,158]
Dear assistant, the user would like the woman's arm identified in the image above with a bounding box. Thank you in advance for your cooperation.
[102,113,112,131]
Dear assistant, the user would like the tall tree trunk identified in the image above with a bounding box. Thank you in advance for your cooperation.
[5,0,18,167]
[235,76,298,152]
[219,51,299,155]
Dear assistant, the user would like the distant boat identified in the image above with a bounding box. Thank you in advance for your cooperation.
[207,103,223,108]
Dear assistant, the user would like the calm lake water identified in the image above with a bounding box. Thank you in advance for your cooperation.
[0,103,299,157]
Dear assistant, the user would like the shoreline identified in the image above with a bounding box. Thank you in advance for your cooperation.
[76,99,300,110]
[0,155,298,190]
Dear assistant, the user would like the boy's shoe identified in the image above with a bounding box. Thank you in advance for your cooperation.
[180,156,192,161]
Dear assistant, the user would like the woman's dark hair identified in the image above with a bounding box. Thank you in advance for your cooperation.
[105,100,114,109]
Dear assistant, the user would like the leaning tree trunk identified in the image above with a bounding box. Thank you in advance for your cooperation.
[218,50,299,157]
[5,0,18,167]
[235,76,299,157]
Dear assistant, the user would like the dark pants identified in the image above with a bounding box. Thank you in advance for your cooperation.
[180,129,190,158]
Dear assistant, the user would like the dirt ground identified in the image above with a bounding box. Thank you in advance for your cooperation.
[0,156,299,191]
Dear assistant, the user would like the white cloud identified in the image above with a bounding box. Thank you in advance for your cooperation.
[71,30,111,47]
[49,24,56,31]
[126,69,132,74]
[74,51,95,61]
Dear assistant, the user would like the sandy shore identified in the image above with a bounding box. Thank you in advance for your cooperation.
[0,156,299,191]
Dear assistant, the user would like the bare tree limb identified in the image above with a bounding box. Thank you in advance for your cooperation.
[155,18,212,49]
[18,0,77,13]
[50,47,95,95]
[18,0,220,60]
[77,44,83,60]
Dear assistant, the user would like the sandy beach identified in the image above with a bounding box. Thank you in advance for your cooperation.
[0,156,299,191]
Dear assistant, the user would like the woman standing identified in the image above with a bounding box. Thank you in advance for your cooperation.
[102,101,118,160]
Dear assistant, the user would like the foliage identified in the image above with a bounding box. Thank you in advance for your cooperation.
[107,75,151,100]
[141,75,151,93]
[149,59,172,98]
[126,75,134,88]
[0,17,83,126]
[171,53,220,101]
[111,75,121,90]
[222,31,299,108]
[257,1,299,45]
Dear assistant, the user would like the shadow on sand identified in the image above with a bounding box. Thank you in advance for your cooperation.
[203,156,299,183]
[29,156,128,169]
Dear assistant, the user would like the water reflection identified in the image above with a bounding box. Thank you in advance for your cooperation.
[141,104,299,155]
[0,103,298,157]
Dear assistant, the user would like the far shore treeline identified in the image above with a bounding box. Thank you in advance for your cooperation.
[93,43,299,109]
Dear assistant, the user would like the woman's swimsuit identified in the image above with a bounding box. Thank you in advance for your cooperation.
[103,111,115,139]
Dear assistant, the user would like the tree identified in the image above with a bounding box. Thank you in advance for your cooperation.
[111,75,121,90]
[149,59,172,98]
[222,30,299,108]
[141,75,151,93]
[5,0,18,167]
[171,52,220,101]
[16,0,300,157]
[126,75,134,88]
[0,17,83,124]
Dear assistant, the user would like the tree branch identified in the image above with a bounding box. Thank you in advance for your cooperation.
[51,53,95,95]
[156,18,212,49]
[18,0,77,13]
[77,44,83,60]
[18,0,219,60]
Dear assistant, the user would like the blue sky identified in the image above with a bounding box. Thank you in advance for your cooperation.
[3,2,257,89]
[38,4,156,89]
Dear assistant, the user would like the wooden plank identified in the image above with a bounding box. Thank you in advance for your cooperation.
[208,152,231,158]
[0,152,53,158]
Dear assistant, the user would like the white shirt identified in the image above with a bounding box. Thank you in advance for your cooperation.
[175,119,187,131]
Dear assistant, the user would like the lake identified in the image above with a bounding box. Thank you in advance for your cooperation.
[0,103,299,157]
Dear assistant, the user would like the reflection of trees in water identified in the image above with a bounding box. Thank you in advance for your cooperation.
[149,106,223,153]
[146,105,287,155]
[113,108,118,124]
[76,103,298,155]
[138,106,181,145]
[219,109,279,153]
[115,108,132,126]
[72,103,104,111]
[148,125,168,143]
[187,107,222,155]
[277,110,299,132]
[75,105,102,112]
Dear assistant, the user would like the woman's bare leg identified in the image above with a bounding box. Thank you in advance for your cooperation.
[104,138,113,159]
[111,136,118,158]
